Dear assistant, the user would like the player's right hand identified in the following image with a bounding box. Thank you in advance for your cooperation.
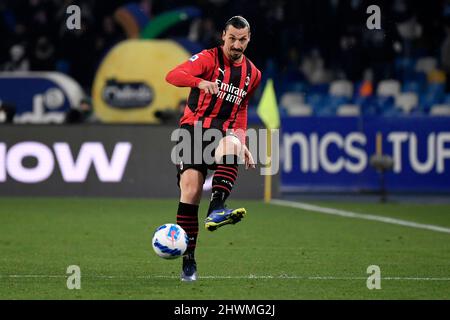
[198,80,219,95]
[242,145,256,170]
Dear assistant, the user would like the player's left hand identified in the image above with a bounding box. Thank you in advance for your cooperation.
[242,145,256,170]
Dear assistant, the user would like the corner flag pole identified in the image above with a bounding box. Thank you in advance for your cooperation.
[256,79,279,203]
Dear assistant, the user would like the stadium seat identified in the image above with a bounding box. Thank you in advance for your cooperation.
[284,103,313,116]
[415,57,438,74]
[329,80,353,98]
[430,104,450,116]
[315,106,336,116]
[409,72,428,90]
[395,57,416,76]
[444,94,450,105]
[409,107,424,116]
[305,93,327,109]
[382,107,404,116]
[283,81,309,94]
[419,83,445,112]
[356,96,378,116]
[395,93,419,114]
[311,96,348,116]
[377,79,401,97]
[375,96,396,113]
[426,83,446,98]
[336,104,360,116]
[308,83,330,95]
[280,92,304,108]
[402,80,423,94]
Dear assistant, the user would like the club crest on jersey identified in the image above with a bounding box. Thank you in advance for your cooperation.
[245,75,251,86]
[189,55,199,62]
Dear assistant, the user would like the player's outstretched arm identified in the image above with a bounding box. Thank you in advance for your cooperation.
[166,51,212,89]
[165,67,202,88]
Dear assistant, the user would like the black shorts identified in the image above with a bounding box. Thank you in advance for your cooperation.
[174,124,232,187]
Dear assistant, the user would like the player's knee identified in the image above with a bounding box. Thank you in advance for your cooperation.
[180,177,203,203]
[215,135,242,162]
[181,185,202,203]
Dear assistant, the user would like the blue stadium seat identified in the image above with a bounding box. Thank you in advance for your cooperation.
[328,96,350,108]
[353,96,377,116]
[315,96,349,116]
[419,83,445,112]
[444,94,450,105]
[382,106,404,117]
[353,95,370,105]
[361,104,378,116]
[305,94,338,116]
[315,106,336,116]
[395,57,416,81]
[428,83,445,95]
[395,57,416,72]
[283,81,309,94]
[375,96,396,113]
[409,107,425,116]
[307,83,330,95]
[352,81,364,99]
[411,72,427,86]
[305,93,326,108]
[402,80,423,94]
[354,96,374,115]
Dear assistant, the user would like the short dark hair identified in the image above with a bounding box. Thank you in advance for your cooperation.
[224,16,250,32]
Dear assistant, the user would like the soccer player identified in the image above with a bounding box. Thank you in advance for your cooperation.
[165,16,262,281]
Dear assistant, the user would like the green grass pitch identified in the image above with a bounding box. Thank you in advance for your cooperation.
[0,197,449,299]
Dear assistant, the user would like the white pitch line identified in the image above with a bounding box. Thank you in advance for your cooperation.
[1,274,450,281]
[270,199,450,235]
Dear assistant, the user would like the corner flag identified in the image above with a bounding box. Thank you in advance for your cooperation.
[256,79,279,203]
[257,79,280,129]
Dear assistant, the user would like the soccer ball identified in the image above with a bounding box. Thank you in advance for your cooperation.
[152,224,188,259]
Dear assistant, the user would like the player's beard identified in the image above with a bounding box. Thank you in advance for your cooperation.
[230,49,243,61]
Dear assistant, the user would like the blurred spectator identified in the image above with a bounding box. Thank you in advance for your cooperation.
[64,98,98,124]
[0,100,16,123]
[0,0,448,96]
[94,16,123,60]
[443,9,450,91]
[31,36,55,70]
[2,44,30,71]
[154,99,187,125]
[358,69,374,97]
[301,49,332,84]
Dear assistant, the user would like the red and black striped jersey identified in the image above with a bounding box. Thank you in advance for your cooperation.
[166,46,261,143]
